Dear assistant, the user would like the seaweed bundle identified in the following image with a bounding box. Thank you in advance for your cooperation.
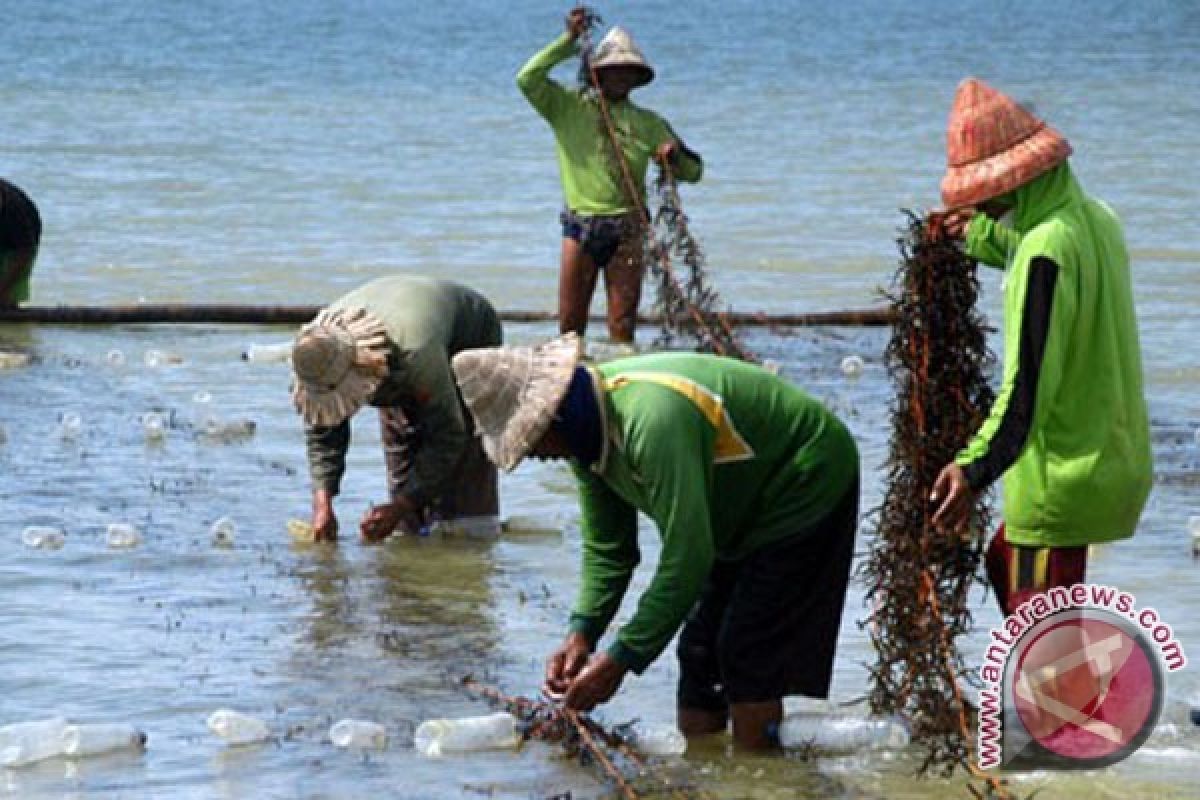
[862,212,1003,788]
[463,678,714,800]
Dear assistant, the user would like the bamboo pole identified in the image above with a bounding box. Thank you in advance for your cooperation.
[0,304,896,327]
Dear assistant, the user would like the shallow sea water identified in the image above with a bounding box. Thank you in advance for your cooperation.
[0,323,1197,799]
[2,0,1199,797]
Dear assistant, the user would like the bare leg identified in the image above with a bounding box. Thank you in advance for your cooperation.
[559,237,598,337]
[678,706,727,737]
[730,699,782,751]
[603,233,644,344]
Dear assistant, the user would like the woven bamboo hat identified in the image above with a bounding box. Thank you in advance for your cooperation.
[591,27,654,87]
[941,77,1072,208]
[291,306,391,427]
[450,333,583,472]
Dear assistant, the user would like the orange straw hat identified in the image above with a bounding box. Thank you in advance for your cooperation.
[940,77,1072,208]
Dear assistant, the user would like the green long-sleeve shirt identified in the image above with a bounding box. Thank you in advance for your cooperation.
[305,276,502,507]
[516,33,702,215]
[567,353,859,673]
[955,164,1152,547]
[965,213,1021,269]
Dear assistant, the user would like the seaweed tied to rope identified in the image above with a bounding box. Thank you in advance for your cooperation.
[861,212,1010,796]
[462,677,715,800]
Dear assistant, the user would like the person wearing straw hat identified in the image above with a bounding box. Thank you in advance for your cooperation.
[451,335,860,750]
[0,178,42,309]
[517,9,704,345]
[927,78,1152,616]
[291,275,503,543]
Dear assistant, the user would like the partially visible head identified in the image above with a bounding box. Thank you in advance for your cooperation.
[450,334,583,471]
[940,77,1071,209]
[290,306,391,427]
[590,27,654,99]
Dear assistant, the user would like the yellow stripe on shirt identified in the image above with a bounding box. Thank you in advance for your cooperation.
[604,372,755,463]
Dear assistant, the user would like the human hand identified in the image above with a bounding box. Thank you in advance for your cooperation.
[925,207,976,242]
[543,632,592,699]
[930,463,974,534]
[565,7,589,40]
[359,498,419,543]
[312,492,339,542]
[654,140,679,167]
[563,652,627,711]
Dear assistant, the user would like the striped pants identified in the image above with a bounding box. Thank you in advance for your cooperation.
[984,523,1088,617]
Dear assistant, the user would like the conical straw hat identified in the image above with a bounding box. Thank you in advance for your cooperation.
[291,306,391,427]
[451,333,583,472]
[941,77,1071,208]
[591,26,654,87]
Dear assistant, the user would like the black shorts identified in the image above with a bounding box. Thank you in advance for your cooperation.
[676,479,859,711]
[559,208,638,269]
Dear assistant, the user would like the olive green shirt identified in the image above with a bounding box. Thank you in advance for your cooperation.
[305,276,502,506]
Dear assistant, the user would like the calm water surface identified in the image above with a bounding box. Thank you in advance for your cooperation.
[1,1,1197,798]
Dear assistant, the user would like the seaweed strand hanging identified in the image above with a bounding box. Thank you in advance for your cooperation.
[861,212,1011,797]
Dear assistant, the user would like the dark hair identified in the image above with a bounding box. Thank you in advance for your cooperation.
[552,366,604,466]
[0,179,42,251]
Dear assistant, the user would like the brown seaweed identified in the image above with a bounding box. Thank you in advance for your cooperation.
[860,212,1013,797]
[463,678,714,800]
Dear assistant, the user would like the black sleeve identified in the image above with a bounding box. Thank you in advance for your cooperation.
[963,257,1059,491]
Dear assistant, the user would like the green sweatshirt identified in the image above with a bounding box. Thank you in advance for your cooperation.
[305,275,502,507]
[955,163,1152,547]
[965,213,1021,269]
[517,33,702,216]
[567,352,859,672]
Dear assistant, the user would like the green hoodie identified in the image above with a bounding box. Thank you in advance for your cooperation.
[964,212,1021,269]
[516,33,703,216]
[956,163,1152,547]
[567,352,859,672]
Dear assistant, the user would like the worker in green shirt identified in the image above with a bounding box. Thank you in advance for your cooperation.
[452,334,860,750]
[0,178,41,309]
[928,78,1152,615]
[517,9,703,344]
[290,275,503,543]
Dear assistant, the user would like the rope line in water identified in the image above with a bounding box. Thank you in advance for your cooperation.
[0,305,896,327]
